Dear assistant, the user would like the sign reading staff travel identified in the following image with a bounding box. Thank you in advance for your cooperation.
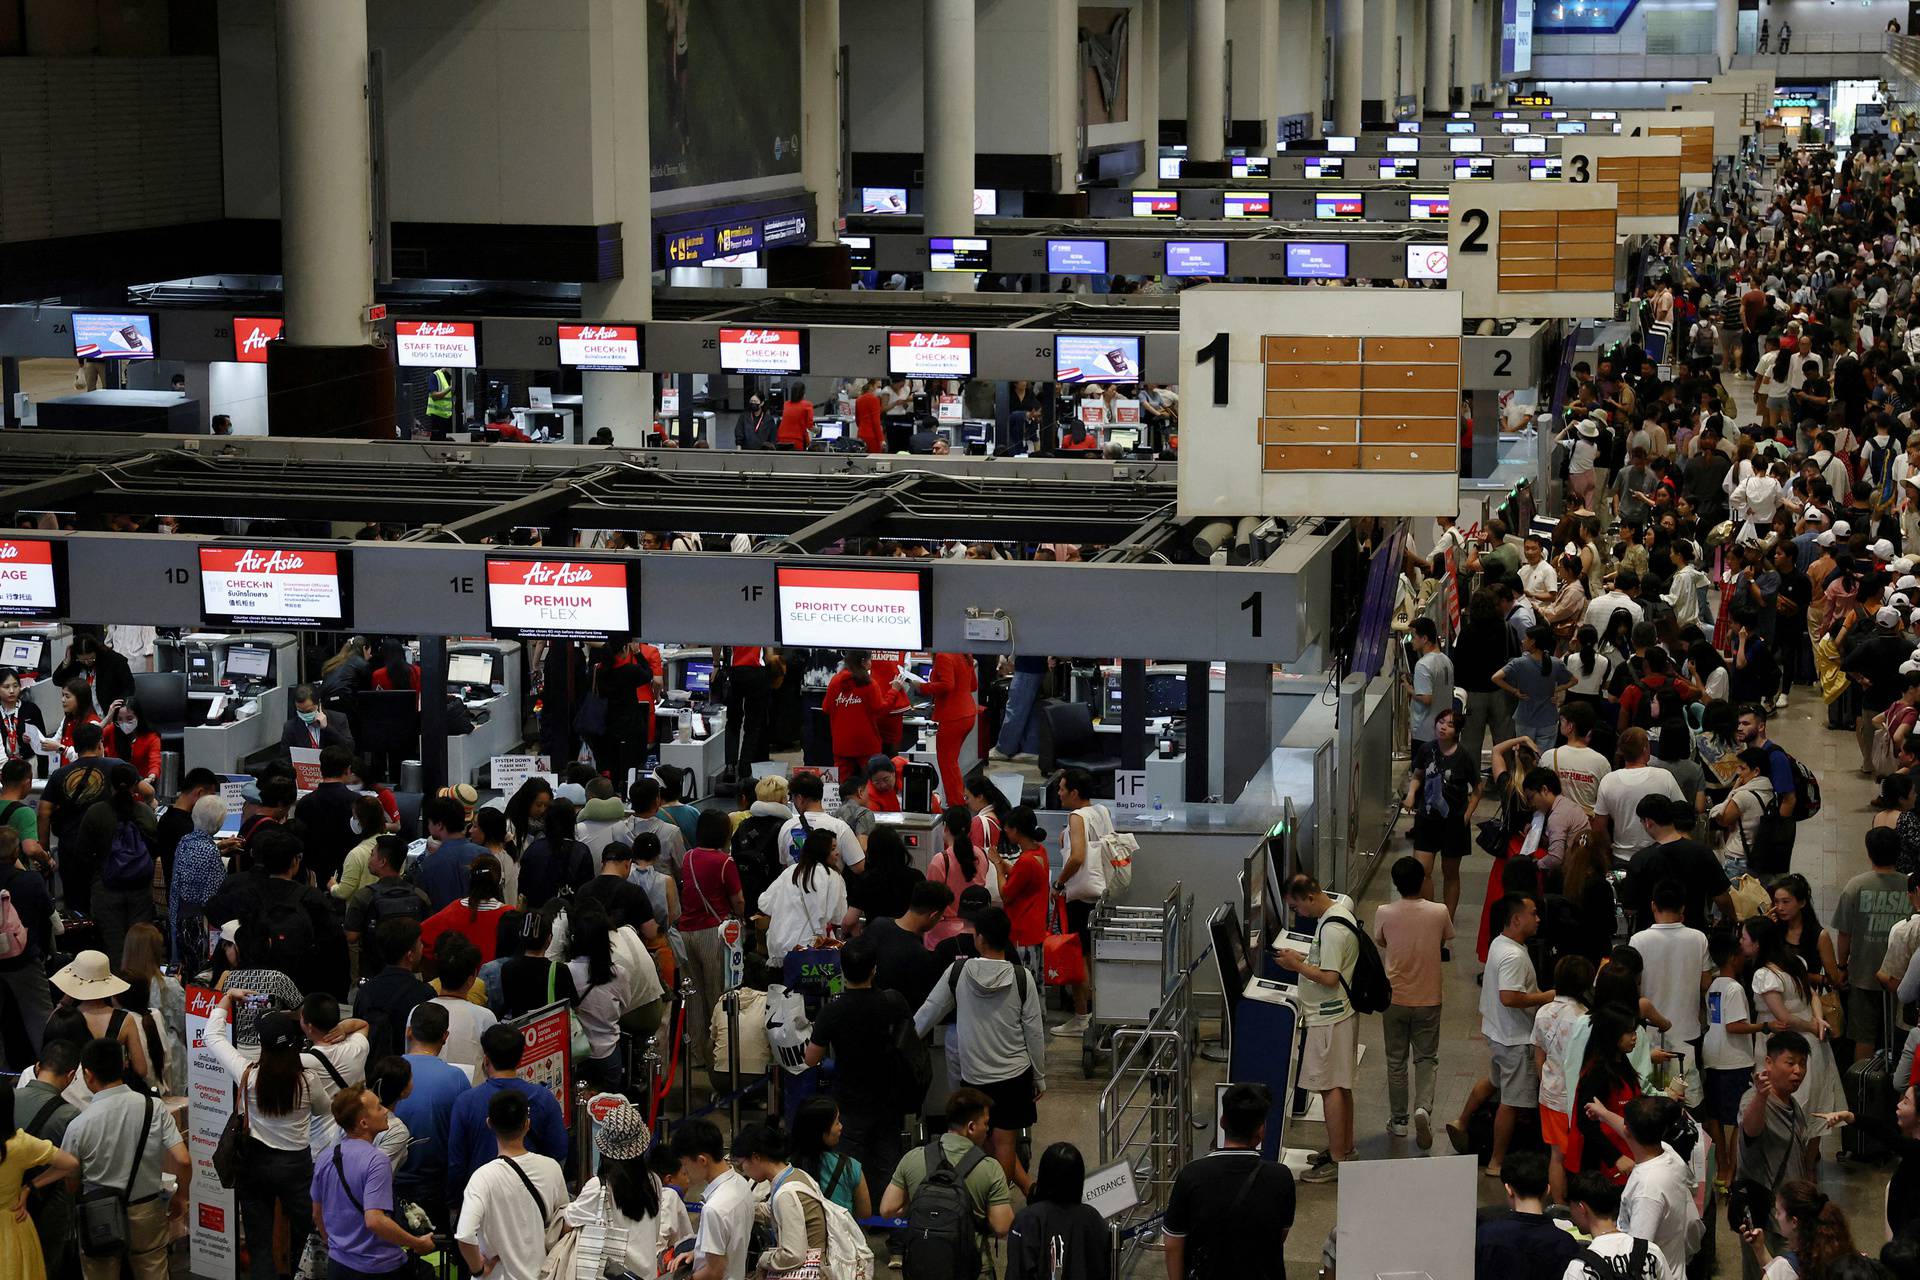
[774,565,930,650]
[486,557,635,640]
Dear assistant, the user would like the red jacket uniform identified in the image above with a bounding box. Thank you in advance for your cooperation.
[823,669,886,759]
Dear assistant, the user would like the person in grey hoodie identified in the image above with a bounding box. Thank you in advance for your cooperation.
[913,907,1046,1195]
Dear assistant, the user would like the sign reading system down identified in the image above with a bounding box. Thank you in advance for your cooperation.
[775,566,930,649]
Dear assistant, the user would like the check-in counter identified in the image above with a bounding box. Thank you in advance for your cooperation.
[658,706,727,798]
[445,640,525,787]
[184,683,289,776]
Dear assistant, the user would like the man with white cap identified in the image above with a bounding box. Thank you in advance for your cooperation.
[1873,538,1899,566]
[1558,416,1602,509]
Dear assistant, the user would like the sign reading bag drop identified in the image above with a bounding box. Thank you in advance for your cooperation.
[774,565,930,649]
[394,320,480,369]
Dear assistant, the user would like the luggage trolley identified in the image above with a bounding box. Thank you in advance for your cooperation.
[1082,886,1188,1077]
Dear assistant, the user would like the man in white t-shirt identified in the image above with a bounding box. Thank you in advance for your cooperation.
[674,1117,755,1280]
[456,1090,569,1280]
[1628,884,1712,1093]
[1584,571,1647,636]
[778,771,865,871]
[1607,1097,1702,1274]
[1454,894,1554,1176]
[1540,702,1611,812]
[1592,728,1684,865]
[300,993,372,1156]
[1564,1172,1679,1280]
[1275,874,1360,1184]
[1520,536,1559,602]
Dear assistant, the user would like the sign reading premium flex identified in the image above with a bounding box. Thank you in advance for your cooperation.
[0,537,67,620]
[774,565,930,649]
[232,317,284,364]
[485,557,636,640]
[394,320,480,369]
[198,546,350,628]
[557,324,644,371]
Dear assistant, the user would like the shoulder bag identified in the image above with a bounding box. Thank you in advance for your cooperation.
[501,1154,566,1252]
[212,1064,254,1189]
[1725,1099,1800,1233]
[77,1094,153,1257]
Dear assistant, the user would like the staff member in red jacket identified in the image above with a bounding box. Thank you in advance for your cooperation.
[916,652,979,806]
[854,380,885,454]
[775,381,815,450]
[823,652,886,783]
[866,652,911,753]
[104,695,163,786]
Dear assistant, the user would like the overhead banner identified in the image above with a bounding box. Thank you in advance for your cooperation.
[774,565,930,649]
[186,986,238,1279]
[719,327,807,375]
[557,324,644,371]
[394,321,480,369]
[198,546,350,629]
[485,557,635,640]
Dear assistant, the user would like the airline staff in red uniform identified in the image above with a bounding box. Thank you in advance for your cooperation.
[728,645,773,773]
[917,653,980,806]
[775,382,815,450]
[823,652,886,783]
[866,652,911,753]
[854,381,885,454]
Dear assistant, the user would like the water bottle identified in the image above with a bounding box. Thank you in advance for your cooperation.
[1148,793,1169,824]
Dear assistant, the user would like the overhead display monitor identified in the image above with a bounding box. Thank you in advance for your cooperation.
[1324,136,1357,152]
[1557,120,1588,134]
[1378,158,1419,179]
[232,317,284,364]
[1132,190,1179,217]
[1410,194,1450,219]
[0,537,68,621]
[887,330,976,379]
[485,556,637,640]
[1157,156,1184,180]
[843,235,874,270]
[718,327,808,375]
[860,186,907,213]
[396,320,480,369]
[1501,122,1531,135]
[1529,157,1563,180]
[1230,155,1271,177]
[198,545,351,630]
[1494,110,1519,119]
[1054,334,1142,384]
[1164,241,1227,277]
[1284,243,1347,279]
[775,564,930,650]
[1315,192,1365,219]
[972,188,998,215]
[556,323,643,371]
[1304,157,1344,179]
[1591,110,1618,120]
[1222,191,1270,219]
[928,237,990,271]
[1406,244,1449,281]
[1445,121,1477,135]
[1396,121,1422,132]
[1454,157,1494,179]
[1512,136,1548,153]
[1046,239,1108,274]
[1449,136,1484,153]
[1385,136,1419,153]
[71,313,154,360]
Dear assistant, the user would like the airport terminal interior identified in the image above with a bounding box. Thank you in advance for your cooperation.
[9,1,1920,1279]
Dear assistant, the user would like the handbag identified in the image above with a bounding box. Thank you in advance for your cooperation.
[1817,985,1846,1039]
[1475,818,1509,858]
[212,1065,253,1189]
[1042,894,1087,987]
[575,673,610,738]
[77,1094,153,1258]
[568,1183,632,1280]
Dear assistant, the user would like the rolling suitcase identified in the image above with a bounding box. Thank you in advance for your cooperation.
[1840,995,1900,1163]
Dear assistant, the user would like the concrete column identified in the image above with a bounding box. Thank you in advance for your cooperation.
[803,0,841,243]
[1714,0,1736,70]
[1133,0,1162,186]
[1308,0,1327,130]
[1450,0,1470,103]
[1187,0,1226,161]
[275,0,372,347]
[1052,0,1079,192]
[923,0,975,294]
[1425,0,1452,111]
[581,0,653,445]
[1335,0,1364,136]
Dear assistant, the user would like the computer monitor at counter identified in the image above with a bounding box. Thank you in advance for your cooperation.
[683,659,713,693]
[223,645,271,681]
[446,652,495,687]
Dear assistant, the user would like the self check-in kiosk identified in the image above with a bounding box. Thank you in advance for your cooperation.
[444,639,524,787]
[156,631,300,776]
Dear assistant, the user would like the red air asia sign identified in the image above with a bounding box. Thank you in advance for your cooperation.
[887,331,974,379]
[556,324,642,370]
[198,547,346,627]
[486,558,632,639]
[774,566,929,649]
[0,539,61,619]
[232,317,284,364]
[718,327,805,374]
[394,320,479,369]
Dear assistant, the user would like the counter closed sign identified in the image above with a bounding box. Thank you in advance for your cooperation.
[888,331,974,379]
[487,558,631,639]
[557,324,643,371]
[775,566,928,649]
[0,539,60,619]
[395,321,479,369]
[199,547,346,628]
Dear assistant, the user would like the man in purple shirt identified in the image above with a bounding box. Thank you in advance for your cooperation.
[313,1086,436,1278]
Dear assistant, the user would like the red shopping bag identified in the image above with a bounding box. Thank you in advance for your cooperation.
[1042,895,1086,987]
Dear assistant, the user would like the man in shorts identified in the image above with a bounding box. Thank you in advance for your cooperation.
[1455,894,1555,1177]
[1275,874,1360,1184]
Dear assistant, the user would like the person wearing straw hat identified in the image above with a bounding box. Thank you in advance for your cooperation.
[562,1101,663,1280]
[48,950,149,1088]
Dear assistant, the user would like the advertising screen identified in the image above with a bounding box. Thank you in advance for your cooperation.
[843,235,874,269]
[1455,157,1494,179]
[1046,239,1108,274]
[1325,136,1357,152]
[718,327,808,375]
[1285,243,1347,279]
[1223,191,1270,219]
[1315,192,1365,219]
[1512,136,1548,153]
[556,324,643,371]
[1449,136,1484,153]
[1054,334,1142,384]
[71,313,154,360]
[973,188,998,215]
[1157,156,1184,180]
[1132,191,1179,217]
[1378,158,1419,178]
[1230,155,1271,177]
[485,557,636,640]
[396,321,480,369]
[775,565,930,649]
[1407,244,1450,281]
[860,186,907,213]
[928,237,990,271]
[1164,241,1227,277]
[199,546,351,629]
[1410,194,1450,219]
[0,538,68,621]
[1529,157,1563,181]
[232,317,283,364]
[887,331,975,379]
[1386,136,1419,153]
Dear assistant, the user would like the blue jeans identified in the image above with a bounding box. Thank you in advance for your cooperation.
[996,671,1045,756]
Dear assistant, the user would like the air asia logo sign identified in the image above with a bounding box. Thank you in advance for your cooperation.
[0,539,59,619]
[887,331,974,379]
[394,320,479,369]
[233,549,306,573]
[718,327,805,374]
[556,324,642,370]
[487,558,631,639]
[198,546,344,627]
[232,317,284,364]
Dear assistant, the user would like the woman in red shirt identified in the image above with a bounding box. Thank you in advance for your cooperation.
[994,806,1051,951]
[918,652,979,806]
[854,380,885,454]
[56,678,98,753]
[776,382,815,450]
[1564,1004,1643,1185]
[420,853,510,962]
[823,652,886,782]
[866,653,911,753]
[370,641,421,693]
[104,695,163,785]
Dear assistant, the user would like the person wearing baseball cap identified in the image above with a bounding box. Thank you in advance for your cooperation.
[998,807,1053,954]
[560,1102,662,1277]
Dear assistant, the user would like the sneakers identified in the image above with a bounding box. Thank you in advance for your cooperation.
[1414,1107,1433,1151]
[1445,1122,1470,1155]
[988,747,1016,762]
[1300,1159,1340,1184]
[1050,1014,1091,1037]
[1387,1119,1410,1137]
[1773,693,1790,711]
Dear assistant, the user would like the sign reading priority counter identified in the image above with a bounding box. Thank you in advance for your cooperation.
[775,565,930,649]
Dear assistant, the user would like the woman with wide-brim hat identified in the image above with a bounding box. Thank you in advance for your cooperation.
[46,949,149,1085]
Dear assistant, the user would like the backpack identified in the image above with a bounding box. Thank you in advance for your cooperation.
[733,814,788,916]
[1628,678,1694,760]
[249,898,317,966]
[1767,743,1822,821]
[1078,805,1136,896]
[0,888,24,961]
[902,1140,987,1280]
[893,994,935,1114]
[101,817,154,889]
[366,879,426,926]
[1315,914,1392,1014]
[1572,1240,1662,1280]
[773,1177,876,1280]
[1871,701,1915,778]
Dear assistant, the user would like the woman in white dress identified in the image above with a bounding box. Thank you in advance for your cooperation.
[562,1102,661,1280]
[1741,915,1844,1165]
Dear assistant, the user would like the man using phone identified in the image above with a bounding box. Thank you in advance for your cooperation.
[1734,1031,1852,1280]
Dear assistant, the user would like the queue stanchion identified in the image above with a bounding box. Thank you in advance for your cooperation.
[572,1081,591,1184]
[680,976,697,1119]
[726,991,743,1134]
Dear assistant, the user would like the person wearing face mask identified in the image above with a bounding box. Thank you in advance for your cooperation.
[0,668,46,774]
[282,683,355,753]
[332,793,395,905]
[734,393,777,449]
[102,695,162,786]
[49,632,135,717]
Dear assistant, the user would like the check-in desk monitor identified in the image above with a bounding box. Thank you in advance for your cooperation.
[223,644,273,688]
[683,659,714,696]
[447,652,496,691]
[1106,427,1140,452]
[1,637,43,674]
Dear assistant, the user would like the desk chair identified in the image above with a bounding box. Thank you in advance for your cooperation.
[1036,700,1121,797]
[355,690,421,788]
[393,792,424,843]
[134,671,190,757]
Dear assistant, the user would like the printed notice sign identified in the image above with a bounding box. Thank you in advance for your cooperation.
[198,546,348,628]
[775,565,929,649]
[186,986,238,1277]
[486,557,634,639]
[0,538,64,620]
[395,320,480,369]
[557,324,644,371]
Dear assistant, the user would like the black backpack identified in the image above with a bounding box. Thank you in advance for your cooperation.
[1316,915,1392,1014]
[366,880,426,926]
[1572,1239,1662,1280]
[249,898,316,967]
[731,814,787,915]
[903,1140,986,1280]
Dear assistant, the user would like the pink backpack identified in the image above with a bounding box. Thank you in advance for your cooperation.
[0,889,27,960]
